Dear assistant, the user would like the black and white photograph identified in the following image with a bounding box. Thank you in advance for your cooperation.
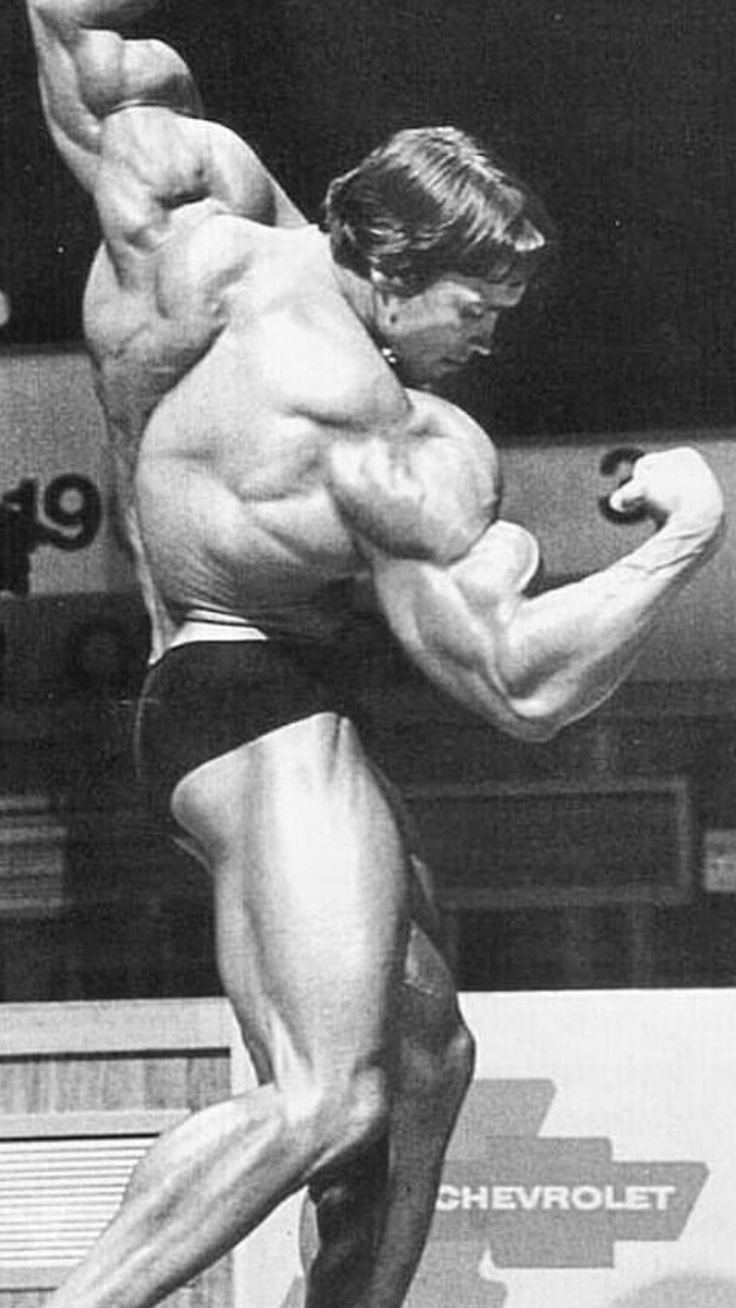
[2,2,736,1305]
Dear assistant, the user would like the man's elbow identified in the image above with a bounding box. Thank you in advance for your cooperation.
[496,699,565,743]
[481,674,574,742]
[496,676,613,742]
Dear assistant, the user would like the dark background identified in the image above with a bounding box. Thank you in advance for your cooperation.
[2,0,735,440]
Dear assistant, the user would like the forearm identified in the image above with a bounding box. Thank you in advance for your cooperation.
[373,510,723,740]
[494,515,721,731]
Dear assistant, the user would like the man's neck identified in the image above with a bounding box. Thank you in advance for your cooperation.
[330,258,378,334]
[319,236,400,366]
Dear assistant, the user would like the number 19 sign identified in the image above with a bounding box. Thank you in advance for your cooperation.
[0,474,102,596]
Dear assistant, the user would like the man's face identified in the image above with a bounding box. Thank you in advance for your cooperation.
[376,272,527,385]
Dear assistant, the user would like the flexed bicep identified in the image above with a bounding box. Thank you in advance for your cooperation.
[371,446,724,740]
[371,520,545,735]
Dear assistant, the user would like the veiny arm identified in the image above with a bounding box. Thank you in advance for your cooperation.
[368,447,725,740]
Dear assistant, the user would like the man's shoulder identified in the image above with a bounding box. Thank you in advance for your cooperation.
[237,249,407,432]
[160,207,263,294]
[83,208,253,358]
[290,331,405,435]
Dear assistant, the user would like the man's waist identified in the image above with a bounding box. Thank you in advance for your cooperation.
[169,612,270,649]
[166,594,354,651]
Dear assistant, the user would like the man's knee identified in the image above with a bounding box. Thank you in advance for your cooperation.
[446,1019,476,1097]
[284,1066,391,1176]
[433,1017,475,1102]
[403,1014,475,1117]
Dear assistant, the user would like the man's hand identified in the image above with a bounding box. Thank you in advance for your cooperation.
[609,447,724,547]
[31,0,158,31]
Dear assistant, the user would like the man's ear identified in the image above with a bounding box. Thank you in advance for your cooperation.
[369,269,409,303]
[369,269,391,303]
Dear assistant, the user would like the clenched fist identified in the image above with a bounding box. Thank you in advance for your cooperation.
[608,447,724,549]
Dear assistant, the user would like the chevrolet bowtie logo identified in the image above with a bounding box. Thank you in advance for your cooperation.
[403,1078,708,1308]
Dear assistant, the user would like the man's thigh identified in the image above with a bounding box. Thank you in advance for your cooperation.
[173,712,413,1083]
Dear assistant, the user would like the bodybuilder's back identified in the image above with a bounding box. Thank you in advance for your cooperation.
[131,220,406,622]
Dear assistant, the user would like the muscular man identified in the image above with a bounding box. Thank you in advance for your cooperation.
[26,4,724,1308]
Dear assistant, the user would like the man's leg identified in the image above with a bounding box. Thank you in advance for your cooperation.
[301,773,475,1308]
[46,712,410,1308]
[358,783,475,1308]
[305,916,474,1308]
[364,922,474,1308]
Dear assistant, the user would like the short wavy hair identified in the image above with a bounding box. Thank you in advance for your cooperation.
[324,126,554,295]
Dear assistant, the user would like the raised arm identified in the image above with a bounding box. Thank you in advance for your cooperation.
[367,446,725,740]
[26,0,200,190]
[26,0,304,274]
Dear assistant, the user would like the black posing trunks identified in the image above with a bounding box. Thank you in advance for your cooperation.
[135,639,353,835]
